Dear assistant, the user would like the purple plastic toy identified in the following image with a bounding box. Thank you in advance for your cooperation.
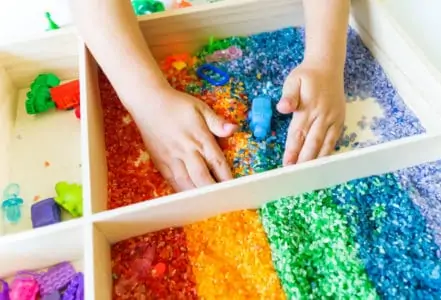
[41,291,60,300]
[0,279,9,300]
[16,262,75,296]
[31,198,61,228]
[39,262,76,295]
[62,273,84,300]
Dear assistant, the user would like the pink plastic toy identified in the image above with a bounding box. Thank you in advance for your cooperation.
[9,277,39,300]
[15,262,76,296]
[206,46,243,63]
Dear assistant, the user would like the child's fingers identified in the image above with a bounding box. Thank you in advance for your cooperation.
[170,159,196,191]
[318,124,343,157]
[198,102,235,182]
[185,151,216,188]
[277,76,301,114]
[202,136,234,182]
[297,119,328,163]
[199,101,238,138]
[283,113,310,166]
[154,157,195,192]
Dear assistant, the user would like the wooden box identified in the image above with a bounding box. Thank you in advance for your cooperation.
[1,0,441,298]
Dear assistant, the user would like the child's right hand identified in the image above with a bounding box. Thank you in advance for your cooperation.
[129,86,237,192]
[277,61,346,165]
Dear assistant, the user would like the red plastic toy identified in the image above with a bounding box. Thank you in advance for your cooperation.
[74,105,81,119]
[50,80,80,110]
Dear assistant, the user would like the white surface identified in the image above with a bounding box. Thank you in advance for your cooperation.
[0,219,84,277]
[2,82,82,236]
[0,0,72,42]
[383,0,441,72]
[0,0,210,44]
[1,0,441,72]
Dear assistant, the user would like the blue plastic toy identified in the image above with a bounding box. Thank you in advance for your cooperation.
[196,64,230,86]
[2,183,24,224]
[249,95,273,139]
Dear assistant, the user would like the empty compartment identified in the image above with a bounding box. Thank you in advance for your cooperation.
[91,156,441,298]
[82,0,441,217]
[0,34,83,236]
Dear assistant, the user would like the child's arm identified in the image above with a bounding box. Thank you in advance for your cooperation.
[303,0,350,76]
[278,0,350,165]
[70,0,237,191]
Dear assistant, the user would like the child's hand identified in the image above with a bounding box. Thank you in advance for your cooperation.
[130,87,238,192]
[277,61,346,165]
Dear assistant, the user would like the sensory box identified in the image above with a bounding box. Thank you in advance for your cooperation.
[1,0,441,299]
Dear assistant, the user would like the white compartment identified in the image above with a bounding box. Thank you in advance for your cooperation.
[0,34,82,236]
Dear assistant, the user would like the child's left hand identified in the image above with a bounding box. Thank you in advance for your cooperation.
[277,61,346,165]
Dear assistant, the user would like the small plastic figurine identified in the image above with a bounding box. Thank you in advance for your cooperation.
[2,183,24,224]
[249,95,273,140]
[31,198,62,229]
[9,277,39,300]
[45,12,60,31]
[196,64,230,86]
[54,182,83,218]
[74,105,81,120]
[205,36,242,55]
[206,46,243,63]
[37,262,76,296]
[41,291,60,300]
[131,0,165,15]
[176,0,192,8]
[49,80,80,111]
[161,53,195,71]
[0,279,9,300]
[62,272,84,300]
[33,73,61,88]
[26,73,61,115]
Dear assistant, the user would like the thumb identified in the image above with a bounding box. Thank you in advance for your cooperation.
[277,75,301,114]
[200,105,238,138]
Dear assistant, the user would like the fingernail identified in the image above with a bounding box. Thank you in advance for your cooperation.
[280,97,290,105]
[278,97,293,110]
[223,123,236,131]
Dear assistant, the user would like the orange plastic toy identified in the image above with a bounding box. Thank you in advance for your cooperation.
[161,53,196,71]
[50,80,80,110]
[176,0,192,8]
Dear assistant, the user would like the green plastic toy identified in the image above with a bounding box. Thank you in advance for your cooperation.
[54,181,83,218]
[199,36,248,59]
[131,0,165,15]
[34,72,60,87]
[45,12,60,31]
[25,73,60,115]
